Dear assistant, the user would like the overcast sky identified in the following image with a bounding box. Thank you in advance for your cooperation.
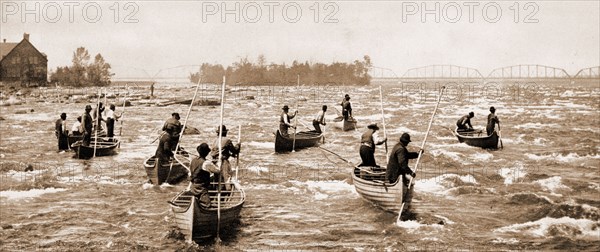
[1,0,598,79]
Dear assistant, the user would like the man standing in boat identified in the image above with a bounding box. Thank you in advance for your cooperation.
[359,123,387,167]
[190,143,221,207]
[456,112,475,132]
[93,102,106,133]
[341,94,352,120]
[210,125,240,187]
[81,105,93,146]
[153,125,175,185]
[71,116,82,136]
[55,112,69,152]
[106,104,121,139]
[279,105,297,137]
[486,106,500,136]
[163,113,181,150]
[386,133,421,186]
[312,105,327,133]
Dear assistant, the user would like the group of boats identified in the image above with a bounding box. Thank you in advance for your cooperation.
[66,84,503,243]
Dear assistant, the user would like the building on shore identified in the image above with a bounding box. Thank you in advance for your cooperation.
[0,33,48,86]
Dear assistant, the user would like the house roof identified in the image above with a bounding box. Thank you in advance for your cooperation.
[0,42,18,61]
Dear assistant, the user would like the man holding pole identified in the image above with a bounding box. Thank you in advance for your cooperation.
[279,105,297,137]
[152,125,174,185]
[386,133,422,186]
[210,125,240,187]
[359,123,387,167]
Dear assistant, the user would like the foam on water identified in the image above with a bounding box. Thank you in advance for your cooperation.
[513,123,561,129]
[415,174,477,195]
[289,180,357,200]
[533,176,571,195]
[469,152,493,162]
[246,165,270,175]
[396,220,443,233]
[429,149,463,162]
[494,217,598,239]
[498,163,527,185]
[0,187,67,200]
[246,141,274,149]
[525,153,600,163]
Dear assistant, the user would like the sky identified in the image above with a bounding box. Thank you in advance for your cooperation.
[1,0,599,80]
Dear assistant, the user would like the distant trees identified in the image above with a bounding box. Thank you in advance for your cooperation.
[50,47,113,86]
[190,55,373,85]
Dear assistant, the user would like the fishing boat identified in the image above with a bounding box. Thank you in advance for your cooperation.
[170,182,246,241]
[143,150,190,185]
[71,138,119,159]
[332,116,357,131]
[170,180,245,241]
[454,127,499,149]
[68,131,106,146]
[351,166,412,213]
[274,129,323,153]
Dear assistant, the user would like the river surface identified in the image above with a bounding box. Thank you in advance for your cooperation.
[1,80,599,251]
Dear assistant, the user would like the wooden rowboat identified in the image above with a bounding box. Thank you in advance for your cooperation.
[143,150,190,185]
[455,127,499,149]
[71,138,119,159]
[68,131,106,146]
[170,180,245,241]
[351,166,412,213]
[332,116,357,131]
[274,129,323,153]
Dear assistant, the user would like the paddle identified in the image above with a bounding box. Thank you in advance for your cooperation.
[379,86,388,159]
[93,89,101,158]
[165,81,201,184]
[292,75,300,152]
[498,122,503,149]
[235,124,241,181]
[118,84,128,137]
[396,86,445,223]
[216,76,226,245]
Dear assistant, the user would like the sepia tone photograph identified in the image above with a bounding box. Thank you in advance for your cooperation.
[0,0,599,251]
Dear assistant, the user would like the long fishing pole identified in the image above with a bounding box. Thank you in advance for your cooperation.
[396,86,445,223]
[216,75,226,244]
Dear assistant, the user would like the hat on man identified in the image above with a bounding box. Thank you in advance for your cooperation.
[216,125,228,134]
[469,111,474,117]
[282,105,289,110]
[490,106,496,113]
[400,133,411,144]
[367,123,379,130]
[85,105,92,111]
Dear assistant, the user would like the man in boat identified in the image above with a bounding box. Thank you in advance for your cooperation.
[359,123,387,167]
[190,143,221,207]
[81,105,93,146]
[486,106,500,136]
[92,102,106,132]
[71,116,82,136]
[341,94,353,120]
[163,113,181,149]
[55,113,69,152]
[312,105,327,133]
[279,105,297,137]
[456,112,475,132]
[106,104,121,138]
[210,125,240,187]
[153,125,175,185]
[386,133,421,186]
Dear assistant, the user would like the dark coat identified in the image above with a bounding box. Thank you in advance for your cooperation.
[155,133,173,161]
[386,142,419,184]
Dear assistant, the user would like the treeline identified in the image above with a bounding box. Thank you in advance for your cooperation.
[189,55,372,85]
[50,47,113,87]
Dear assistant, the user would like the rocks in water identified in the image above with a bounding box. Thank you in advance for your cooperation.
[1,224,13,230]
[243,95,255,100]
[183,126,200,135]
[115,100,132,107]
[0,116,4,120]
[0,96,24,106]
[25,164,34,172]
[15,109,28,114]
[163,229,185,240]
